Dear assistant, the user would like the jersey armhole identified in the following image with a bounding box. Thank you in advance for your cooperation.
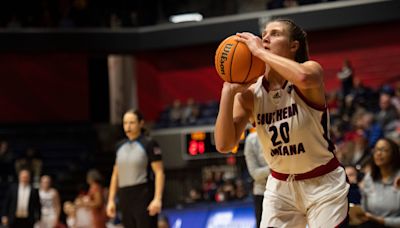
[293,86,326,111]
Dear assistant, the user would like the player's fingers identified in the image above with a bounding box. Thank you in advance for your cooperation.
[235,32,250,41]
[106,205,115,218]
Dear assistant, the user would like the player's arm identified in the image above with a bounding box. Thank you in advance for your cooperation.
[236,32,325,106]
[106,165,118,218]
[215,82,253,153]
[257,51,325,105]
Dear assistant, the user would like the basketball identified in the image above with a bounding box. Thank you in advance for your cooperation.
[214,35,266,83]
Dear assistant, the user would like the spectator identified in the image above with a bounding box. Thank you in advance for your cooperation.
[326,91,340,119]
[0,139,15,183]
[184,187,202,204]
[36,175,61,228]
[345,165,361,205]
[169,99,183,126]
[340,129,370,168]
[157,214,170,228]
[181,98,200,125]
[202,169,217,201]
[244,132,269,228]
[1,168,41,228]
[63,201,76,228]
[391,81,400,115]
[343,77,376,118]
[221,179,236,201]
[234,179,248,200]
[75,169,107,228]
[358,138,400,227]
[355,112,384,149]
[0,140,13,164]
[73,186,92,228]
[15,148,43,185]
[376,90,399,132]
[214,178,237,203]
[337,59,354,98]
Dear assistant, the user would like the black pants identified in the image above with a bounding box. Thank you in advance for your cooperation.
[118,183,157,228]
[10,218,34,228]
[254,195,264,228]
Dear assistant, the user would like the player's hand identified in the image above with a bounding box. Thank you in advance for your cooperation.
[235,32,265,56]
[147,198,162,216]
[222,81,254,96]
[106,201,116,218]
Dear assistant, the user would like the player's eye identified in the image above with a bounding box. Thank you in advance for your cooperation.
[261,31,267,38]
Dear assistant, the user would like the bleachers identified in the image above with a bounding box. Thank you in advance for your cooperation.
[155,100,219,129]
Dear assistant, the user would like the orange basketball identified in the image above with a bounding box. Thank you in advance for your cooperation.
[214,35,266,83]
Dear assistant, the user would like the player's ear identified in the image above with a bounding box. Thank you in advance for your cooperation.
[290,40,299,53]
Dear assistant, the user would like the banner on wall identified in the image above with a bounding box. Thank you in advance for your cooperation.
[163,202,256,228]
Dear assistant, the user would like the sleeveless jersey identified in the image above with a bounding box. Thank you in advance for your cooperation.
[39,189,57,216]
[252,77,335,174]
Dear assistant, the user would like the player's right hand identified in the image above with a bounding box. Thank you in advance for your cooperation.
[222,81,254,95]
[106,201,116,218]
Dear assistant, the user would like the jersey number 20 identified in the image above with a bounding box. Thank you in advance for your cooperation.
[269,122,290,146]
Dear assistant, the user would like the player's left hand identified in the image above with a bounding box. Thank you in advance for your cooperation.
[147,198,162,216]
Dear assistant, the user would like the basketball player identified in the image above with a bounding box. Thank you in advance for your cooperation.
[215,18,349,227]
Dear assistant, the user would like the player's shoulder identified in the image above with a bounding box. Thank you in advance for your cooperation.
[303,60,324,78]
[303,60,322,68]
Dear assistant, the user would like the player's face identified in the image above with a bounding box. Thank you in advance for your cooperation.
[373,139,392,167]
[123,112,143,139]
[262,21,295,60]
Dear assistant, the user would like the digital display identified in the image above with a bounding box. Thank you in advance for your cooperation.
[183,128,254,159]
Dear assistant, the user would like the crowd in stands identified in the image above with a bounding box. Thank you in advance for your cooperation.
[328,61,400,226]
[330,61,400,169]
[184,166,250,205]
[1,0,340,28]
[155,98,218,129]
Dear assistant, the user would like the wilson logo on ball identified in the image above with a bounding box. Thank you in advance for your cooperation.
[219,43,233,75]
[215,35,266,84]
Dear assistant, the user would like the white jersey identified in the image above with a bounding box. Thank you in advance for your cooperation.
[37,189,58,228]
[252,77,335,174]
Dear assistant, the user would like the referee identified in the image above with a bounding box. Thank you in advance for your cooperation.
[106,110,165,228]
